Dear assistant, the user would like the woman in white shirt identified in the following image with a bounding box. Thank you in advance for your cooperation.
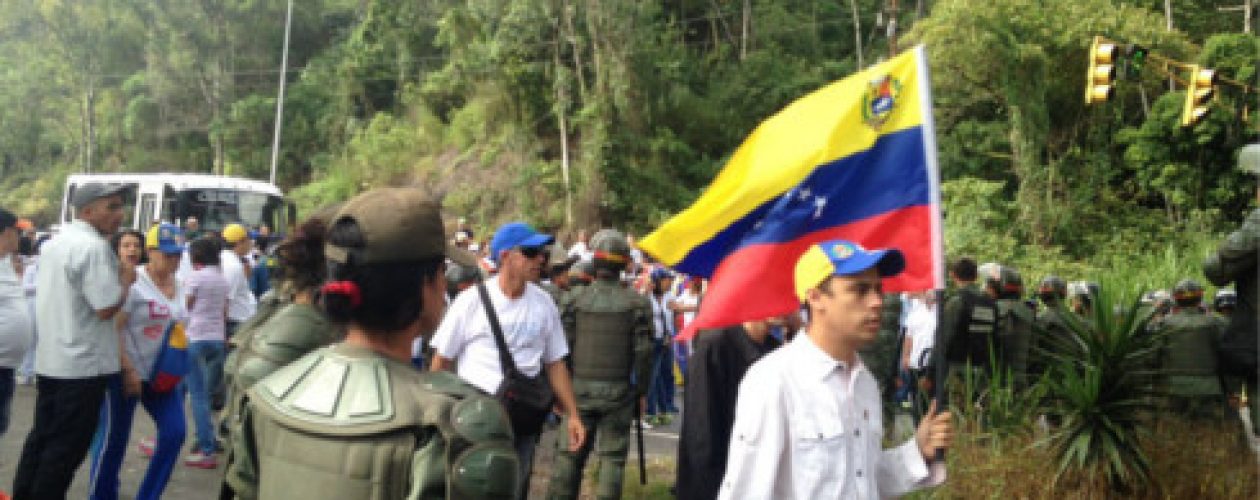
[88,224,188,500]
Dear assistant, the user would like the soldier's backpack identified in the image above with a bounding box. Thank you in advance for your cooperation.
[945,289,1002,368]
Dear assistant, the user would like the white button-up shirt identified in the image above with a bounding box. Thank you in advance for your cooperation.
[34,220,124,377]
[718,334,945,499]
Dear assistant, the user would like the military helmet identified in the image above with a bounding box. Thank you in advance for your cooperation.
[1172,279,1205,300]
[589,229,631,264]
[1037,275,1067,298]
[1067,281,1099,299]
[1214,288,1237,310]
[977,262,1002,288]
[1238,143,1260,175]
[999,266,1023,296]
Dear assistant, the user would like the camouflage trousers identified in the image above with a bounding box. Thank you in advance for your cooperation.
[547,381,635,500]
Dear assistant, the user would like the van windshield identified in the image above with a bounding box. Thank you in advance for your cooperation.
[171,189,284,233]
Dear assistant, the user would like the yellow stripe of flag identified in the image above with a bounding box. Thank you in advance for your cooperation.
[641,47,927,266]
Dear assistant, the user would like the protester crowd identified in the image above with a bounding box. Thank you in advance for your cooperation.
[0,177,1253,500]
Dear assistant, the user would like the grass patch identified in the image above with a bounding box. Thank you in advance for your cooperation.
[904,416,1258,499]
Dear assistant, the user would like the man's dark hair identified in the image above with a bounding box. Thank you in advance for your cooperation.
[275,217,328,292]
[950,257,978,281]
[322,217,443,335]
[189,236,222,266]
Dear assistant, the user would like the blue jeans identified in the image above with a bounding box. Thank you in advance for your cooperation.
[0,367,13,435]
[88,374,185,500]
[646,341,677,415]
[186,341,225,454]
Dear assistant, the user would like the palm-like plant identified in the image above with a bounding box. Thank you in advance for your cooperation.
[1037,284,1165,492]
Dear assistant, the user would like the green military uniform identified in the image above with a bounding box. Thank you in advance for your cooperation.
[540,282,565,306]
[1158,307,1227,419]
[859,293,902,410]
[547,230,653,500]
[226,344,518,499]
[1205,206,1260,429]
[935,283,999,386]
[995,298,1035,387]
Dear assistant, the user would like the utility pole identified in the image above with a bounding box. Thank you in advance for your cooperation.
[268,0,294,185]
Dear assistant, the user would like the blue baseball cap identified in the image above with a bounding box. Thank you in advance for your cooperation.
[490,222,555,264]
[146,223,184,255]
[794,239,905,301]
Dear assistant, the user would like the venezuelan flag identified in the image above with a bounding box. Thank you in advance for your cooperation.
[640,46,943,340]
[151,321,190,393]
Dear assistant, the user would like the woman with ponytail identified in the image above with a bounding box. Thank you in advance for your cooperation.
[225,188,519,500]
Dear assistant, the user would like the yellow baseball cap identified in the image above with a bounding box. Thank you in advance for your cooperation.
[222,223,248,244]
[794,239,905,302]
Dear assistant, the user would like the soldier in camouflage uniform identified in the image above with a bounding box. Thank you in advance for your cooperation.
[933,257,1000,397]
[1204,147,1260,436]
[1030,275,1071,380]
[225,188,518,500]
[1157,279,1227,420]
[540,245,578,305]
[859,292,902,416]
[547,229,653,500]
[993,267,1035,388]
[220,217,341,497]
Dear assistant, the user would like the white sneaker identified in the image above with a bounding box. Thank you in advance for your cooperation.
[637,419,653,430]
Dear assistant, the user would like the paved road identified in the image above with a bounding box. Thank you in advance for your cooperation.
[0,381,685,499]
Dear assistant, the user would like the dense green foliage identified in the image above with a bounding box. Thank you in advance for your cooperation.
[0,0,1255,272]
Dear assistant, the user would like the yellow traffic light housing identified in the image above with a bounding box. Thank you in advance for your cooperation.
[1181,65,1217,127]
[1085,36,1117,105]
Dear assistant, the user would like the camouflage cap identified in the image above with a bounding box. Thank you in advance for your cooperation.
[325,188,476,267]
[589,229,631,263]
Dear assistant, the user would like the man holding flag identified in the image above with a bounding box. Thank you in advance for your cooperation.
[637,46,952,497]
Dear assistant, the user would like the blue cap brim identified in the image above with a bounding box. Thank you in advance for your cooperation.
[833,248,905,277]
[520,234,554,248]
[157,243,184,255]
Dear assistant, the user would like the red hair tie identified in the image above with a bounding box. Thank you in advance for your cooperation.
[322,280,362,308]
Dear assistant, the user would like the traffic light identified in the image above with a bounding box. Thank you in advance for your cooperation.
[1085,36,1117,105]
[1180,65,1217,127]
[1124,44,1148,79]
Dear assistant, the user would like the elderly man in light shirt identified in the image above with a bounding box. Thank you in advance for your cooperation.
[719,240,952,499]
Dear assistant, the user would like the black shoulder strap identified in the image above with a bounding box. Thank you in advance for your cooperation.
[476,281,518,376]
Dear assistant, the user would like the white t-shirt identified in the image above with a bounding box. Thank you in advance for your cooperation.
[0,257,33,368]
[121,267,188,381]
[220,249,257,322]
[429,277,568,394]
[568,242,592,263]
[674,290,701,330]
[648,292,675,340]
[904,297,937,370]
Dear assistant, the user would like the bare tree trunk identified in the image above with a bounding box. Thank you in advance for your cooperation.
[741,0,751,60]
[1165,0,1175,90]
[849,0,863,68]
[84,82,95,173]
[553,41,573,226]
[887,0,899,57]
